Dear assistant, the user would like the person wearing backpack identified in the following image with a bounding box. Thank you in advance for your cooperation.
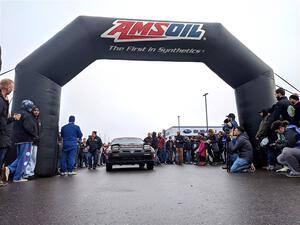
[275,121,300,177]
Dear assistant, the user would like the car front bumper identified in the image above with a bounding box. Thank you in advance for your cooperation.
[107,152,154,165]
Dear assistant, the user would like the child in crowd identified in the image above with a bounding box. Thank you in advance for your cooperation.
[196,135,207,166]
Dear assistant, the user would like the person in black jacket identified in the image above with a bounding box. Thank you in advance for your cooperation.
[144,133,152,145]
[268,87,291,123]
[151,132,158,150]
[229,126,255,173]
[86,131,102,169]
[184,137,192,164]
[206,129,220,164]
[24,106,42,179]
[175,131,185,165]
[166,136,175,164]
[4,100,37,182]
[275,121,300,177]
[288,94,300,127]
[0,78,20,186]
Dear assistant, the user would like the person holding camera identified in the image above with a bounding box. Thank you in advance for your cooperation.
[275,120,300,177]
[226,113,238,129]
[228,126,255,173]
[264,120,290,171]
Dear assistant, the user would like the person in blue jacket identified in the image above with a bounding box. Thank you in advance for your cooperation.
[3,99,37,183]
[60,115,82,176]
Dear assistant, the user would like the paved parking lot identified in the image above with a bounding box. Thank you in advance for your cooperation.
[0,165,300,225]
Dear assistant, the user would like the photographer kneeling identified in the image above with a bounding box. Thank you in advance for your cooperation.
[274,121,300,178]
[228,126,255,173]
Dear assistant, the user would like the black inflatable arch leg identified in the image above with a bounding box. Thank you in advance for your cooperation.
[13,65,61,176]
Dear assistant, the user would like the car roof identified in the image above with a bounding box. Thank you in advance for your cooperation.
[111,137,143,142]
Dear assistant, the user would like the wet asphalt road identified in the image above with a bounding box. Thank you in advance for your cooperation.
[0,164,300,225]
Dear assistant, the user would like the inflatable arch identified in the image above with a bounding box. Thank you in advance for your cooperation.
[12,16,275,176]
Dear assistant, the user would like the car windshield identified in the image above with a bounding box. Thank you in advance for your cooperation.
[111,138,144,145]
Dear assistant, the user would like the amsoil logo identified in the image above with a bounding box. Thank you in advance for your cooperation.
[101,20,206,42]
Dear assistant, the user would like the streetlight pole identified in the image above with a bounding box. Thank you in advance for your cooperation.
[177,115,181,132]
[203,93,208,132]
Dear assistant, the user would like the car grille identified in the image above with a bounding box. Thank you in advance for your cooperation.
[119,146,143,153]
[109,155,152,161]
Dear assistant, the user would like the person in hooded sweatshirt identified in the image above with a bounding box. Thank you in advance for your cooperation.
[229,126,255,173]
[24,106,42,179]
[60,115,82,176]
[3,100,37,182]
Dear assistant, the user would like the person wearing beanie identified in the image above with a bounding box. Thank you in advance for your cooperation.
[60,115,82,176]
[3,99,37,182]
[288,94,300,127]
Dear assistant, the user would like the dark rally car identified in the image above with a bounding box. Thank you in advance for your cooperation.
[106,137,155,171]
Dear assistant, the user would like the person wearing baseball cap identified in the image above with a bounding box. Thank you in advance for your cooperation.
[226,113,238,129]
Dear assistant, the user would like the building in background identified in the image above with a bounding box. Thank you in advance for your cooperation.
[164,126,223,138]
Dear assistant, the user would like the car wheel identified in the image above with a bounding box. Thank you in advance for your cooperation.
[106,163,112,172]
[147,162,154,170]
[139,163,145,169]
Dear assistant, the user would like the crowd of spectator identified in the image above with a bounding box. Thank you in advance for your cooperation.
[255,88,300,177]
[1,73,299,187]
[142,87,300,177]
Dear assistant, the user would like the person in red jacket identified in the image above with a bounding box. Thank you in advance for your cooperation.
[157,132,166,164]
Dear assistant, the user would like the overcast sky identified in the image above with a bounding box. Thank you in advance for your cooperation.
[1,0,299,142]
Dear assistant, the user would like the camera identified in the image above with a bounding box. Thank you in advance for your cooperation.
[222,118,233,134]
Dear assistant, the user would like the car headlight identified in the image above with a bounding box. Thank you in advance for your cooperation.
[143,145,152,150]
[111,145,120,152]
